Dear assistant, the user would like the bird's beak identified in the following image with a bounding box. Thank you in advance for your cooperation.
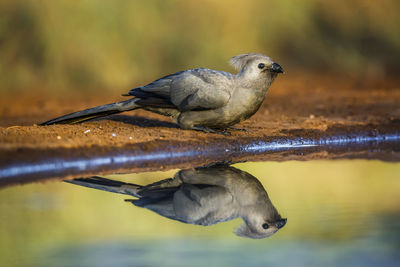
[270,62,284,73]
[275,218,287,229]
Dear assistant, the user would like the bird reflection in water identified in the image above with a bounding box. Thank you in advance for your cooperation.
[66,163,287,239]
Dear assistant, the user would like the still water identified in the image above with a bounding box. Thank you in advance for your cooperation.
[1,160,399,267]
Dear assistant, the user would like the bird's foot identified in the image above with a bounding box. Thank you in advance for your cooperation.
[191,126,232,135]
[227,126,248,133]
[198,160,233,169]
[197,158,249,169]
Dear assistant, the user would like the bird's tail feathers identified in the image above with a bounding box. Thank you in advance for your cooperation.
[65,176,142,197]
[40,99,139,125]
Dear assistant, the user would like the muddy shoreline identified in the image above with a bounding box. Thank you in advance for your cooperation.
[1,74,400,186]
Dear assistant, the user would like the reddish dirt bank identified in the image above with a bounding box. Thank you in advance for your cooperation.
[1,73,399,149]
[0,73,399,185]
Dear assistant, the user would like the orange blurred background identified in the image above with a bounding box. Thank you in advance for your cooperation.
[1,0,399,93]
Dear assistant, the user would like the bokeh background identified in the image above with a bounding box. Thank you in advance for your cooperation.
[1,0,399,93]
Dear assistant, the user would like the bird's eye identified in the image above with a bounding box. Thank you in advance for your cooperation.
[262,223,269,229]
[258,63,265,69]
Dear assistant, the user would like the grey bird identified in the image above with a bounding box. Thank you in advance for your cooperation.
[40,53,283,133]
[66,164,287,239]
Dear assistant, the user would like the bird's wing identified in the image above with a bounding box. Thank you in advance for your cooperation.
[127,178,181,221]
[173,184,234,225]
[170,69,234,111]
[128,69,234,111]
[128,197,179,221]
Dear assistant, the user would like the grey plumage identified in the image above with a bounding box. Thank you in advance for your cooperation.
[41,53,283,132]
[66,164,287,239]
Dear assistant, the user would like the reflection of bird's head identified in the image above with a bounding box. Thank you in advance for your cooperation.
[230,53,284,81]
[235,216,287,239]
[235,198,287,239]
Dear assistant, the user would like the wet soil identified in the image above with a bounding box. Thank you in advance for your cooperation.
[1,73,399,185]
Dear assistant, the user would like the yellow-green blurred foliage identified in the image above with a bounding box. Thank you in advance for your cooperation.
[1,0,399,92]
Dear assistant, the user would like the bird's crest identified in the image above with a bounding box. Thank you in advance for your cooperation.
[235,223,267,239]
[235,223,252,238]
[229,53,269,71]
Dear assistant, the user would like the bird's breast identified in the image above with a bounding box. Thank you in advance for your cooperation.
[227,87,268,120]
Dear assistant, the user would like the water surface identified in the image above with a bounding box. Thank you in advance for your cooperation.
[1,161,399,267]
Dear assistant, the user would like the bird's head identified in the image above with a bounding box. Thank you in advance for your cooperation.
[230,53,284,81]
[235,196,287,239]
[235,215,287,239]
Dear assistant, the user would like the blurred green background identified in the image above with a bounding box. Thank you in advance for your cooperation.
[1,0,399,92]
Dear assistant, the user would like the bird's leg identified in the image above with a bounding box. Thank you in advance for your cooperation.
[197,158,249,169]
[227,126,248,132]
[191,126,232,135]
[196,160,234,169]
